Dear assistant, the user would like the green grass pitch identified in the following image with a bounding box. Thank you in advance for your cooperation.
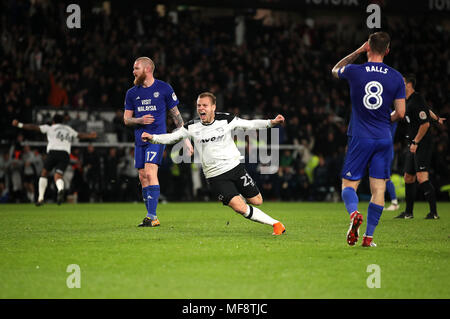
[0,202,449,299]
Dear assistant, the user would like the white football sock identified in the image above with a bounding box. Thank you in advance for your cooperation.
[56,179,64,192]
[38,177,48,201]
[392,199,398,205]
[243,205,278,226]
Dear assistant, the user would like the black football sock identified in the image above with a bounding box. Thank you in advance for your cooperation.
[419,180,437,215]
[405,182,416,215]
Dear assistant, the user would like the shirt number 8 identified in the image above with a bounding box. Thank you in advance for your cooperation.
[363,81,383,110]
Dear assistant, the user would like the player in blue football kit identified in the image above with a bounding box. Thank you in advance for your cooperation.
[384,121,400,211]
[124,57,193,227]
[332,32,405,247]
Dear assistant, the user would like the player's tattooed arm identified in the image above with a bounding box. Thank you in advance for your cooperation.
[169,106,184,128]
[168,106,194,156]
[123,110,154,126]
[332,41,369,78]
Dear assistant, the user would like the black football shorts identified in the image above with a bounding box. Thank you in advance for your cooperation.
[404,141,432,175]
[207,164,260,205]
[44,150,70,175]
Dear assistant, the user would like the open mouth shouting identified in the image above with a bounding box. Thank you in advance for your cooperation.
[199,111,207,121]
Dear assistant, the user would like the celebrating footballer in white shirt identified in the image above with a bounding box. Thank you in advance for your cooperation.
[142,92,286,235]
[12,114,97,206]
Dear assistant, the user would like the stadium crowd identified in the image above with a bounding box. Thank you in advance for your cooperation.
[1,1,449,203]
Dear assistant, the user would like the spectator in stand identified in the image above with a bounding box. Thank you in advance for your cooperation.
[295,166,311,201]
[48,73,68,107]
[279,166,296,201]
[312,155,330,201]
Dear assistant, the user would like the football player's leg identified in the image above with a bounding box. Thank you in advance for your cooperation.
[142,163,160,220]
[340,137,370,216]
[37,153,57,204]
[385,179,399,209]
[37,168,48,204]
[228,195,281,229]
[237,168,262,206]
[246,193,263,206]
[417,171,438,218]
[138,167,149,206]
[364,139,391,243]
[398,152,417,218]
[54,172,64,192]
[385,146,399,210]
[341,179,360,216]
[245,193,285,234]
[385,179,399,208]
[141,145,164,221]
[343,178,364,245]
[416,147,438,218]
[235,168,284,233]
[361,178,386,247]
[342,137,374,245]
[365,177,386,237]
[137,167,158,227]
[54,153,69,205]
[135,146,156,226]
[135,145,148,190]
[54,172,65,205]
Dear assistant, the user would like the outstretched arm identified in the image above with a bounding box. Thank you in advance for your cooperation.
[232,114,285,130]
[142,127,190,145]
[78,132,97,139]
[331,42,369,78]
[11,119,41,132]
[270,114,285,126]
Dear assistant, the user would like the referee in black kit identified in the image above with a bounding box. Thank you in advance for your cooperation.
[395,74,446,220]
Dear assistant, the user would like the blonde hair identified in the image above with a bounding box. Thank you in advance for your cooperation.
[135,57,155,73]
[198,92,216,105]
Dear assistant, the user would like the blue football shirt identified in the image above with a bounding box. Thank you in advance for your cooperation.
[124,79,179,146]
[339,62,405,139]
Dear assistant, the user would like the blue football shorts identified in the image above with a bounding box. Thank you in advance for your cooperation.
[134,143,165,169]
[341,136,393,181]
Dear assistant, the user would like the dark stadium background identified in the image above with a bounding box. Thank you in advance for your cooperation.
[1,0,448,204]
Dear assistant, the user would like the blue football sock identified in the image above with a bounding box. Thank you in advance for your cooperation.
[341,187,359,215]
[142,188,147,208]
[386,180,397,201]
[142,187,149,217]
[143,185,160,220]
[366,202,384,237]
